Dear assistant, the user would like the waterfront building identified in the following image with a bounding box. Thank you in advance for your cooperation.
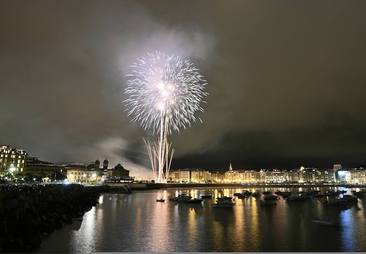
[349,168,366,184]
[239,170,259,183]
[224,163,240,183]
[262,169,288,183]
[66,163,102,184]
[104,163,134,183]
[25,157,65,179]
[190,169,211,183]
[67,161,133,184]
[0,145,27,174]
[168,169,191,183]
[168,165,343,184]
[210,170,225,183]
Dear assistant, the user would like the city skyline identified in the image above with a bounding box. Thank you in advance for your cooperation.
[2,1,366,253]
[2,1,366,170]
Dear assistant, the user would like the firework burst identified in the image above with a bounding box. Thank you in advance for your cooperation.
[124,51,207,134]
[124,51,207,183]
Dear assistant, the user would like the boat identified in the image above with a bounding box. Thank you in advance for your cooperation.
[252,190,261,198]
[156,198,165,202]
[352,190,366,198]
[324,195,357,206]
[213,197,234,208]
[263,193,278,201]
[286,194,309,202]
[186,198,203,204]
[234,191,251,198]
[312,219,338,227]
[260,193,278,206]
[242,190,252,197]
[169,194,192,202]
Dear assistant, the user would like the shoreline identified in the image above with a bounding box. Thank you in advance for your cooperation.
[121,182,366,191]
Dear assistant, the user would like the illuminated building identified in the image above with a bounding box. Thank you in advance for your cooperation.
[349,168,366,184]
[104,163,134,183]
[168,169,191,183]
[190,169,211,183]
[66,161,133,183]
[210,170,225,183]
[336,168,366,184]
[66,163,101,184]
[224,163,239,183]
[169,165,340,184]
[333,164,343,171]
[0,145,27,174]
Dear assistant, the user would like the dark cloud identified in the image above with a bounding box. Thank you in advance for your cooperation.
[1,0,366,173]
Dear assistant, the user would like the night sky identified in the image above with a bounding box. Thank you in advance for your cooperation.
[1,1,366,176]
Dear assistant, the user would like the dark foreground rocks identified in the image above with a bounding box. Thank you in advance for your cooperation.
[0,184,105,252]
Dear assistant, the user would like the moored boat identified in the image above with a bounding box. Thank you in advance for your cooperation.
[252,190,261,198]
[324,195,357,206]
[186,198,203,204]
[263,193,278,201]
[213,197,235,208]
[352,189,366,198]
[169,194,192,202]
[286,194,309,202]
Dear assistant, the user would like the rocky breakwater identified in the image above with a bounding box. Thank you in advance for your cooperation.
[0,184,104,252]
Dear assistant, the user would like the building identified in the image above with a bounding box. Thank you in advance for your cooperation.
[224,163,240,183]
[105,163,134,182]
[168,169,191,183]
[190,169,211,183]
[348,168,366,184]
[66,160,133,184]
[0,145,27,174]
[66,163,102,184]
[25,157,65,179]
[168,164,340,184]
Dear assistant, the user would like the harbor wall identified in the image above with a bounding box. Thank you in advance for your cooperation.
[0,184,104,252]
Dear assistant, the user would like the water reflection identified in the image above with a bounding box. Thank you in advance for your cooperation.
[39,187,366,253]
[340,209,355,251]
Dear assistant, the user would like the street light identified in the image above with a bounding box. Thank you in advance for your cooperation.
[8,164,17,175]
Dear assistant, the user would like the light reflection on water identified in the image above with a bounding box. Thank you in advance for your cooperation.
[39,187,366,253]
